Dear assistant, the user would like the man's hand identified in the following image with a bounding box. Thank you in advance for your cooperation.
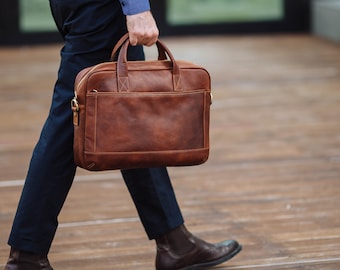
[126,11,159,46]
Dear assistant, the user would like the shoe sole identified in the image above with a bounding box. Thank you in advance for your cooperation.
[180,244,242,270]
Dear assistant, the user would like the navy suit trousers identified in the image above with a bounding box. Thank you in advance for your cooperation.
[8,0,184,254]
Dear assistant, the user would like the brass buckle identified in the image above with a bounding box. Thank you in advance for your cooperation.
[71,97,79,112]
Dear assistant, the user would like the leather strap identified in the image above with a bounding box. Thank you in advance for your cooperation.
[110,33,167,61]
[117,38,182,91]
[110,33,129,61]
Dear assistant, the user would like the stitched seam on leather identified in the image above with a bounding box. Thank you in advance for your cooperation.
[204,92,208,148]
[84,149,209,154]
[119,77,129,91]
[94,94,97,152]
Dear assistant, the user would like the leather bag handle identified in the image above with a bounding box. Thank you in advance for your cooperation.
[116,37,182,92]
[110,33,167,61]
[110,33,129,61]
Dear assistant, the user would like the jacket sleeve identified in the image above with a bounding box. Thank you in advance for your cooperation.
[119,0,151,15]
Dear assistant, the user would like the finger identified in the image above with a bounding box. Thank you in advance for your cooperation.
[145,38,157,47]
[129,33,138,46]
[143,31,159,46]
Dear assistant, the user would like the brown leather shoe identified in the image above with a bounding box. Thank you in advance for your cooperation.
[4,248,53,270]
[155,225,241,270]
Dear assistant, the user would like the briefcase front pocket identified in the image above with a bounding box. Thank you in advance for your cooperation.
[81,90,210,170]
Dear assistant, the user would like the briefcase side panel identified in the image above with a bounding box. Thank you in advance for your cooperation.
[73,71,91,169]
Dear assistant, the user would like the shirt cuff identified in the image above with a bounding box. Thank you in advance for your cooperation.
[119,0,151,15]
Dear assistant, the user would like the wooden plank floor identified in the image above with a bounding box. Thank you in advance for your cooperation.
[1,34,340,269]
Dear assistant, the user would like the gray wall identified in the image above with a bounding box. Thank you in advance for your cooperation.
[312,0,340,43]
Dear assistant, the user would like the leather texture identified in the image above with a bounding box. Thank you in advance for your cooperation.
[155,225,242,270]
[72,34,212,171]
[4,248,53,270]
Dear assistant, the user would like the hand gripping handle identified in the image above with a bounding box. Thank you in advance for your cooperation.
[115,35,182,92]
[110,33,167,61]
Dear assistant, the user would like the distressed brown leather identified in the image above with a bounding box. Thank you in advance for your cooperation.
[72,34,212,171]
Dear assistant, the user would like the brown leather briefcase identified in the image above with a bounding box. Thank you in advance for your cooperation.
[71,34,212,171]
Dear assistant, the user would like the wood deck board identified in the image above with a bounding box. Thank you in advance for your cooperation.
[1,35,340,269]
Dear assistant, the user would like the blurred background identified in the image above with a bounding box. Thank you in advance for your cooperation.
[2,0,339,45]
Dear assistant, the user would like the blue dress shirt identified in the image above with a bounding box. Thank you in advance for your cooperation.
[119,0,151,15]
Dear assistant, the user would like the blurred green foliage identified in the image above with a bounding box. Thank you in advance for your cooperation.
[20,0,56,32]
[167,0,284,25]
[20,0,284,32]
